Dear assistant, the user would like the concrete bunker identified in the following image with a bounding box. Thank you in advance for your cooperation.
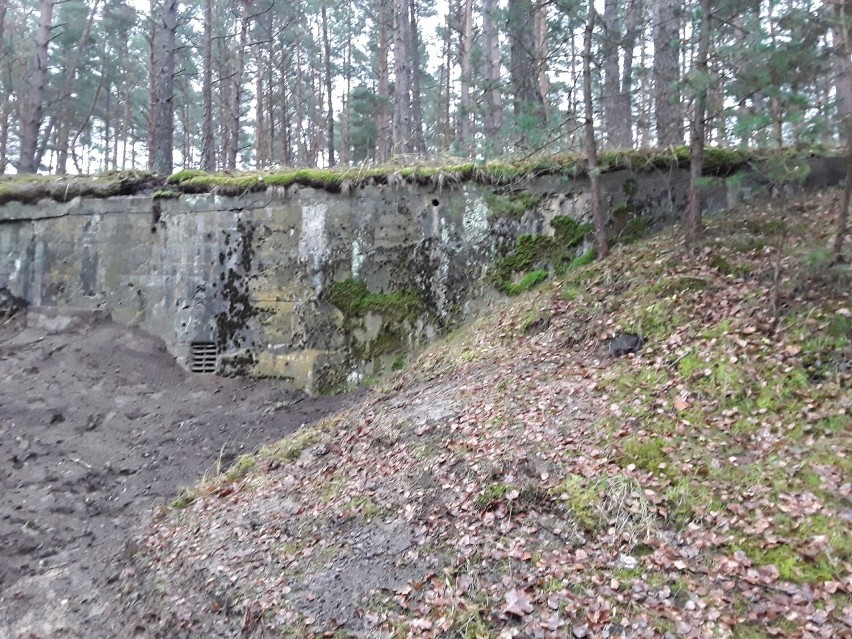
[0,155,844,393]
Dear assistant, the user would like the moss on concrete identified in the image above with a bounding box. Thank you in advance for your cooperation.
[0,170,159,205]
[483,191,543,219]
[328,279,423,323]
[490,217,594,295]
[0,148,834,204]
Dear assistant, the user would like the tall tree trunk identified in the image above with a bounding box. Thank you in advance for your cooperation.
[653,0,682,146]
[340,0,353,164]
[0,97,9,173]
[612,0,640,148]
[456,0,473,153]
[18,0,54,173]
[439,7,452,150]
[201,0,215,171]
[685,0,711,249]
[148,0,177,175]
[321,1,335,166]
[533,0,549,111]
[602,0,620,149]
[409,0,426,154]
[55,118,70,175]
[0,0,6,172]
[392,0,412,154]
[509,0,546,140]
[255,45,266,168]
[376,0,391,162]
[225,0,250,171]
[584,1,607,259]
[834,0,852,258]
[293,1,308,165]
[482,0,502,154]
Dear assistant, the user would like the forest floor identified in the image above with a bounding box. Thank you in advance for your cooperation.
[2,189,850,639]
[0,308,357,638]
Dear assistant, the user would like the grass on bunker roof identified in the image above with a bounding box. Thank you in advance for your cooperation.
[136,188,850,638]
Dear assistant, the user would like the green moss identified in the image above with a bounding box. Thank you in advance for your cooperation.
[500,269,549,296]
[702,147,750,174]
[167,169,208,184]
[741,544,834,583]
[665,479,722,526]
[551,474,600,532]
[328,279,423,322]
[490,218,591,294]
[0,171,157,205]
[362,330,404,359]
[475,482,509,510]
[392,355,407,371]
[620,436,668,474]
[483,191,542,219]
[617,216,651,244]
[551,216,593,247]
[152,188,181,199]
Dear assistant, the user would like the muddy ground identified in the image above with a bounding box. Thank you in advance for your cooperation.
[0,307,357,638]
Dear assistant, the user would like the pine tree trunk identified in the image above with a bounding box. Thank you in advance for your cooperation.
[392,0,412,154]
[685,0,711,249]
[321,1,335,167]
[613,0,640,148]
[834,0,852,258]
[584,1,608,260]
[225,0,250,171]
[148,0,177,175]
[18,0,53,173]
[482,0,502,154]
[533,0,549,112]
[602,0,620,149]
[456,0,473,153]
[653,0,682,147]
[408,0,426,154]
[55,118,69,175]
[340,0,353,164]
[376,0,391,162]
[201,0,215,171]
[0,97,9,173]
[509,0,546,138]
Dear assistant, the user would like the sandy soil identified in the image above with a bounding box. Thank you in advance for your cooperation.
[0,307,357,638]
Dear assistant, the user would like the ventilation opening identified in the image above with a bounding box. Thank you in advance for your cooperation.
[190,342,218,374]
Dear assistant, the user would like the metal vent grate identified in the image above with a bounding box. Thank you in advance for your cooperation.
[190,342,218,374]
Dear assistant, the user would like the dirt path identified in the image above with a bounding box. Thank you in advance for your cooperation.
[0,308,358,639]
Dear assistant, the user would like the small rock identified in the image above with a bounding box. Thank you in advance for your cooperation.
[607,333,644,357]
[615,553,638,570]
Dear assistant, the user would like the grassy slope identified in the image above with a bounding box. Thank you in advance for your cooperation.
[136,190,850,638]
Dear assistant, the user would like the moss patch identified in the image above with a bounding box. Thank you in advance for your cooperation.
[483,191,543,219]
[490,217,594,295]
[328,279,423,322]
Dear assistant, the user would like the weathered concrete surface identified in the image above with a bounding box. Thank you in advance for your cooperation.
[0,159,844,392]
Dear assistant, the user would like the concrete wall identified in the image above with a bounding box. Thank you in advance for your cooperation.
[0,159,844,392]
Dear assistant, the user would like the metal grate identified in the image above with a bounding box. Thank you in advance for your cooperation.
[190,342,218,374]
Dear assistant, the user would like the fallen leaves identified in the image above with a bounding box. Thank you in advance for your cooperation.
[131,191,851,639]
[503,588,534,617]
